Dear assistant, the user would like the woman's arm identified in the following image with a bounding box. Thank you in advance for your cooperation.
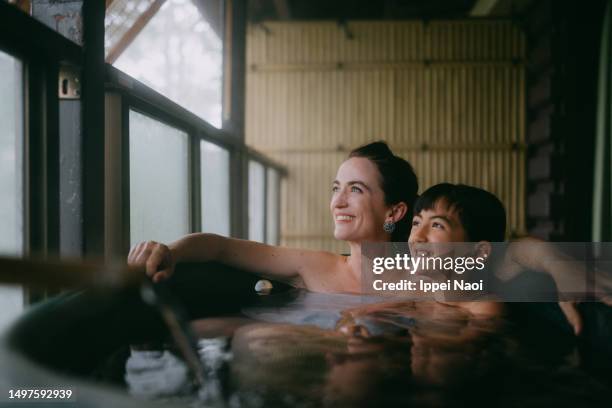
[501,237,612,334]
[128,233,331,287]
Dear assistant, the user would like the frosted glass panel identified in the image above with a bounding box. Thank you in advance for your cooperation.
[130,110,190,245]
[248,160,265,242]
[200,140,230,236]
[266,168,280,245]
[108,0,223,127]
[0,50,24,330]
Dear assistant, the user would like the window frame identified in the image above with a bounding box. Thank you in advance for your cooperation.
[0,0,286,276]
[266,167,281,246]
[123,102,195,249]
[108,65,285,253]
[247,158,267,243]
[199,137,232,236]
[246,148,286,245]
[115,76,225,253]
[0,2,80,302]
[0,47,27,257]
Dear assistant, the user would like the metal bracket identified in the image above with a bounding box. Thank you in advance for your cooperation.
[58,65,80,99]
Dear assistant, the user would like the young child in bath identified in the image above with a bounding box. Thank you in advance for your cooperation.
[411,183,506,314]
[337,183,507,336]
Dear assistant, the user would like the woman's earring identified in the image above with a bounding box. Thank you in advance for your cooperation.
[383,221,396,234]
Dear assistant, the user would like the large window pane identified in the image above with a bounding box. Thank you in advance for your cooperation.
[248,160,265,242]
[129,110,190,245]
[200,140,230,236]
[107,0,223,127]
[266,168,280,245]
[0,50,23,330]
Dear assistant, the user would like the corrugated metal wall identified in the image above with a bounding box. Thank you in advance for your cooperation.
[246,20,526,252]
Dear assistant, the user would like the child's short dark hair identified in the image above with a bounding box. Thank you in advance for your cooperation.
[414,183,506,242]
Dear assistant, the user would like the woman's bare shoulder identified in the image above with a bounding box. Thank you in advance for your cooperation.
[297,249,346,276]
[297,250,352,291]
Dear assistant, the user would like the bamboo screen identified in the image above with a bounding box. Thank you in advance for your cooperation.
[245,20,525,252]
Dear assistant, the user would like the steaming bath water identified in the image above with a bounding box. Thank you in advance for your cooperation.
[115,290,611,408]
[3,256,611,408]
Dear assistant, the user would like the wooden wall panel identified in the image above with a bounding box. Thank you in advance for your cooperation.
[246,20,526,251]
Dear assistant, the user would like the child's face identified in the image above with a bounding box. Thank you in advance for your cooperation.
[408,200,490,281]
[408,201,471,277]
[408,200,468,250]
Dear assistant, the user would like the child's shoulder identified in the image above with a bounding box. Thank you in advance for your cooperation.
[462,300,505,319]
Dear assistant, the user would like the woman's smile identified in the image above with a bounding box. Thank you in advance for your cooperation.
[335,214,356,222]
[330,157,389,242]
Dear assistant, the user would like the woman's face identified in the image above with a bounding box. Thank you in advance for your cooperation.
[330,157,390,243]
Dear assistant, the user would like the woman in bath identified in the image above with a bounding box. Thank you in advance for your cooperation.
[129,141,610,332]
[129,141,417,294]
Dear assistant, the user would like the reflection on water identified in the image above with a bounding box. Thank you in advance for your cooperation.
[125,338,232,406]
[125,349,191,398]
[119,291,611,407]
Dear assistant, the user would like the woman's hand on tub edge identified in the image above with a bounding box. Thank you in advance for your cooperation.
[128,241,175,283]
